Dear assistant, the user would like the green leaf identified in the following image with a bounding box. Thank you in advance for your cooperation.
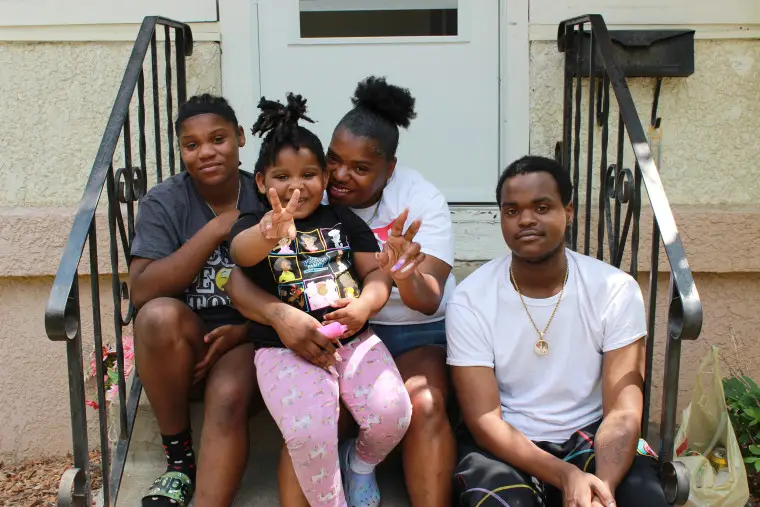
[750,445,760,455]
[749,419,759,427]
[724,378,747,398]
[755,459,760,473]
[743,376,759,390]
[745,457,758,464]
[745,407,760,420]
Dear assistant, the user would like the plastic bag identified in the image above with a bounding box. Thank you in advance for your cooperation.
[674,346,749,507]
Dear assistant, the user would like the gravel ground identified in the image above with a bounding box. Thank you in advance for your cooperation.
[0,452,101,507]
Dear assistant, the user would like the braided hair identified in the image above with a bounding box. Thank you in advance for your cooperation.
[335,76,417,161]
[251,93,326,176]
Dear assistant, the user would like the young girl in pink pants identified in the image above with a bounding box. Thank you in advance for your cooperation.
[230,93,412,507]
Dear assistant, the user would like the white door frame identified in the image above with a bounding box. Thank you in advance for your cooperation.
[219,0,530,182]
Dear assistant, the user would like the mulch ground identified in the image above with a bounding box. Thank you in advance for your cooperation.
[0,451,101,507]
[749,470,760,507]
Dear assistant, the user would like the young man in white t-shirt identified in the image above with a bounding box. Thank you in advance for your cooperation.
[446,156,667,507]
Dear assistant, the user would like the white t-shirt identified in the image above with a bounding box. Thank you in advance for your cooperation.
[446,249,646,443]
[346,165,456,325]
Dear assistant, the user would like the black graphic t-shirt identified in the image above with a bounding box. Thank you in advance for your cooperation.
[230,204,380,348]
[131,170,263,329]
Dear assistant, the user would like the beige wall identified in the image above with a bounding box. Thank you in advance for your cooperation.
[529,39,760,205]
[0,41,221,208]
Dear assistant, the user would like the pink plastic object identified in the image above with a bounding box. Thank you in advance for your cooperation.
[318,322,348,339]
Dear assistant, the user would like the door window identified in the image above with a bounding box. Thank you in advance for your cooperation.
[299,0,458,38]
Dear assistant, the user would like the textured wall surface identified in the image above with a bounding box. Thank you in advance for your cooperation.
[0,275,119,462]
[530,39,760,205]
[0,41,221,207]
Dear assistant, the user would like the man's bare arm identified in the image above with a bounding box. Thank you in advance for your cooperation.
[594,338,645,492]
[451,365,576,489]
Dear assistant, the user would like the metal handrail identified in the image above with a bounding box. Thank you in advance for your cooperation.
[45,16,192,342]
[557,16,703,500]
[43,16,193,507]
[557,14,702,343]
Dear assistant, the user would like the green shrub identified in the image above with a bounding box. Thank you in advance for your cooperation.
[723,375,760,472]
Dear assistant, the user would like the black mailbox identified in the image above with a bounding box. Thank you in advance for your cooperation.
[577,29,695,77]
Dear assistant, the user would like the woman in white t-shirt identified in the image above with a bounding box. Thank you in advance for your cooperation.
[227,77,456,506]
[323,77,456,506]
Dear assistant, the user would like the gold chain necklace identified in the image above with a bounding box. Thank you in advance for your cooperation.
[509,258,569,356]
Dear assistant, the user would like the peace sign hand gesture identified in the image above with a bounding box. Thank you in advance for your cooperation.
[259,188,299,241]
[377,208,424,280]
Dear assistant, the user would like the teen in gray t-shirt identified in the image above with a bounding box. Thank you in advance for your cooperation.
[131,169,260,329]
[129,94,261,507]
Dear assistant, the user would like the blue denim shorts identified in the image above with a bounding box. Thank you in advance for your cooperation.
[371,320,447,359]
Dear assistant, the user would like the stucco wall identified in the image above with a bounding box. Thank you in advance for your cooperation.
[0,275,119,462]
[0,40,221,207]
[530,39,760,205]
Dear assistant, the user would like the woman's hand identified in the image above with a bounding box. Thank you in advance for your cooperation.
[272,305,342,372]
[377,208,424,280]
[323,298,371,338]
[259,188,299,241]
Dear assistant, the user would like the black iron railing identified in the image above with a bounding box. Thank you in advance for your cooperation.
[45,17,192,507]
[557,15,702,504]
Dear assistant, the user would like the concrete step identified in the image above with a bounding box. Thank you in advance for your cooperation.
[115,393,411,506]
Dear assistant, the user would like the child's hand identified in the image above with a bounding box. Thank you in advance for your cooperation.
[259,188,299,240]
[323,298,371,338]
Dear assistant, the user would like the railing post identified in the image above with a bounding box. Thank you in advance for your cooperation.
[659,276,683,465]
[63,276,91,507]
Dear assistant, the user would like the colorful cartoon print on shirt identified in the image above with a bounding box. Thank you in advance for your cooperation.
[268,223,359,312]
[270,256,302,284]
[304,275,341,310]
[321,227,349,251]
[274,238,296,254]
[337,271,360,299]
[298,231,325,253]
[279,283,307,311]
[329,250,349,275]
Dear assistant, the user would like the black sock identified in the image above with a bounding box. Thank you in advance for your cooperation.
[142,429,196,506]
[161,428,196,483]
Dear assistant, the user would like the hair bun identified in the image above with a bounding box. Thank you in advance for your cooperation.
[251,92,313,139]
[351,76,416,129]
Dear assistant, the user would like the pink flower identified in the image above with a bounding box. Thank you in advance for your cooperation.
[122,335,135,378]
[85,400,99,410]
[106,384,120,402]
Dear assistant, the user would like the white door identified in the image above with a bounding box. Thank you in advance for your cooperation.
[255,0,500,202]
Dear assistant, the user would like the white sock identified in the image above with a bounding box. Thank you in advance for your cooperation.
[349,442,376,474]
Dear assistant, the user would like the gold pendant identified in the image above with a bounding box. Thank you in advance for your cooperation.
[534,338,549,356]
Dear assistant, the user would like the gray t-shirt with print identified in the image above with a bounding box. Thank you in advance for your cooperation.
[131,170,262,329]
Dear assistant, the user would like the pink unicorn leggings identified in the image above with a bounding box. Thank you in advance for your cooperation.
[255,329,413,506]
